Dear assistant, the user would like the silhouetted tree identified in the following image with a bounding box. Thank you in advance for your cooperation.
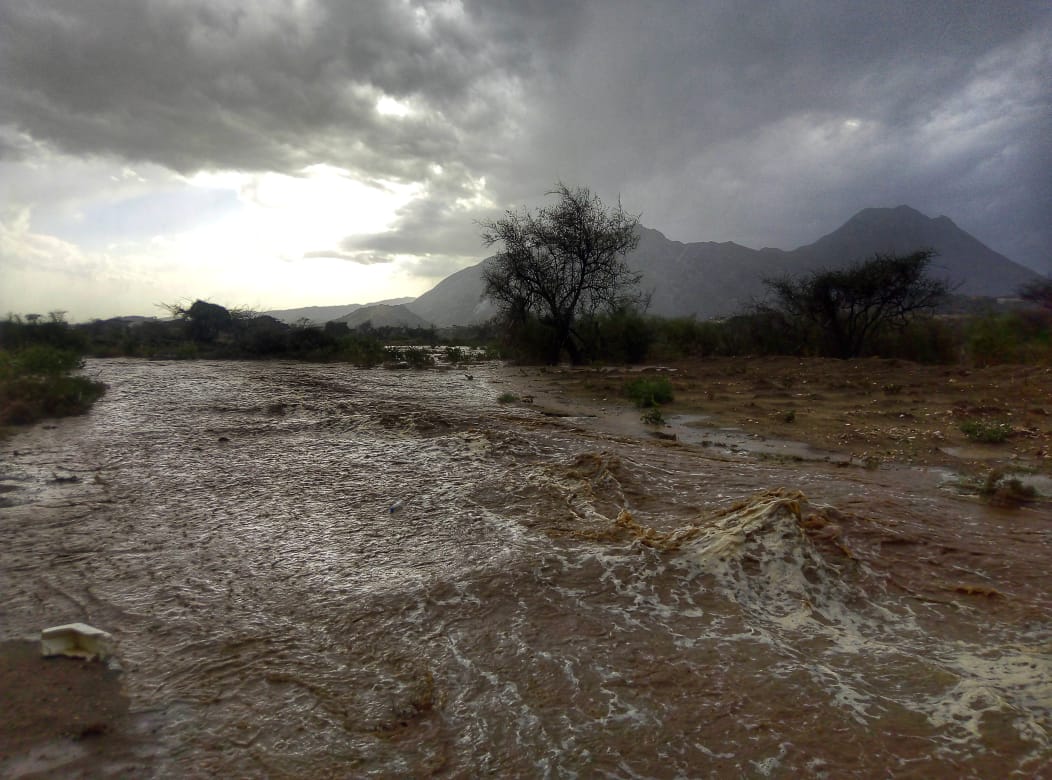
[763,249,950,358]
[480,183,642,364]
[1019,278,1052,313]
[164,300,235,343]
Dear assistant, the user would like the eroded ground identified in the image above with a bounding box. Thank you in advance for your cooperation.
[510,355,1052,487]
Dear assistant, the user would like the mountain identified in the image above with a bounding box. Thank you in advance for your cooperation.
[407,206,1042,325]
[332,303,432,330]
[786,206,1040,296]
[407,262,496,326]
[264,297,415,324]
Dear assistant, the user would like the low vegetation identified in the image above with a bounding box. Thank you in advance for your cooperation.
[65,301,500,365]
[0,315,106,430]
[624,377,674,408]
[978,469,1038,507]
[959,419,1014,444]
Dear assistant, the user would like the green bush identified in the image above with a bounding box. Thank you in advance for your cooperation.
[578,306,654,364]
[649,317,724,359]
[866,317,959,363]
[959,419,1013,444]
[9,345,84,375]
[624,376,674,408]
[965,312,1050,366]
[0,344,106,428]
[640,406,665,425]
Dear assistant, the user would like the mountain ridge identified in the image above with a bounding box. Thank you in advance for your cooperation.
[255,207,1042,328]
[406,205,1041,326]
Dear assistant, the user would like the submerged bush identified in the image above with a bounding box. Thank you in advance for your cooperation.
[978,469,1038,507]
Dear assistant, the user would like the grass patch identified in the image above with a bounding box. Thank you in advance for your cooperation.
[959,419,1013,443]
[497,392,519,404]
[0,346,106,429]
[624,377,674,408]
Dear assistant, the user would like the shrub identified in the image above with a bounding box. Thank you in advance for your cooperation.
[386,346,435,368]
[959,419,1013,444]
[640,406,665,425]
[624,377,674,408]
[0,344,106,428]
[497,392,519,404]
[965,312,1050,366]
[978,469,1038,507]
[578,306,654,364]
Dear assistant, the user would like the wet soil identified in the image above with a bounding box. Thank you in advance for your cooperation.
[507,355,1052,480]
[0,641,149,778]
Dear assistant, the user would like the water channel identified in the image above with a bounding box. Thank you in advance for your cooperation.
[1,359,1049,777]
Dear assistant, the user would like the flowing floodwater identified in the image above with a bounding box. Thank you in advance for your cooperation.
[1,359,1049,777]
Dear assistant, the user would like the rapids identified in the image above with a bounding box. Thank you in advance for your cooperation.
[1,359,1049,777]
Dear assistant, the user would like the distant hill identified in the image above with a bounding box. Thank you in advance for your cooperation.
[332,303,432,330]
[786,206,1040,296]
[264,297,415,324]
[406,262,495,327]
[406,206,1042,325]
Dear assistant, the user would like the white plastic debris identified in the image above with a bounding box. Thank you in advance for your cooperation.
[40,622,113,661]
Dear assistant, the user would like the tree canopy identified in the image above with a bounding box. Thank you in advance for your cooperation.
[480,184,642,363]
[763,249,950,358]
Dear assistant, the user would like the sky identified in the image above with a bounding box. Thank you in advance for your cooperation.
[1,0,1050,321]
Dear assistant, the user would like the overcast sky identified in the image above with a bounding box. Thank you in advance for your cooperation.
[2,0,1049,320]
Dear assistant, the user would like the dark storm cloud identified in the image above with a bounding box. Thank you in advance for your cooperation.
[500,1,1052,266]
[0,0,584,177]
[2,0,1049,272]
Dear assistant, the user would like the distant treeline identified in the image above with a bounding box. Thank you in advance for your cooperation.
[28,300,498,365]
[2,287,1050,376]
[492,293,1050,367]
[0,312,106,429]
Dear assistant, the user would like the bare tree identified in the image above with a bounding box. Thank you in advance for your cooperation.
[763,249,950,358]
[480,184,642,363]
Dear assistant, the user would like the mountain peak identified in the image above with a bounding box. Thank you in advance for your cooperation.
[841,204,929,227]
[799,205,1038,296]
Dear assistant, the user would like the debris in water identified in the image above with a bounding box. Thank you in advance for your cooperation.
[40,622,114,661]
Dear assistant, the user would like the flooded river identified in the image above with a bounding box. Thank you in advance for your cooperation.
[1,359,1049,777]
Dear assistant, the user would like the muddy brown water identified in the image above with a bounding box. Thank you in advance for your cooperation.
[1,359,1049,777]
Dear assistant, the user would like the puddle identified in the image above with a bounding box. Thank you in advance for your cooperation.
[669,414,853,463]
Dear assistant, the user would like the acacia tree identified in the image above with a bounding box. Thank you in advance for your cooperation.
[763,249,950,358]
[480,184,642,364]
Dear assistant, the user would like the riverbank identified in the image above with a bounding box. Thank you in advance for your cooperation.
[501,355,1052,486]
[0,641,148,777]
